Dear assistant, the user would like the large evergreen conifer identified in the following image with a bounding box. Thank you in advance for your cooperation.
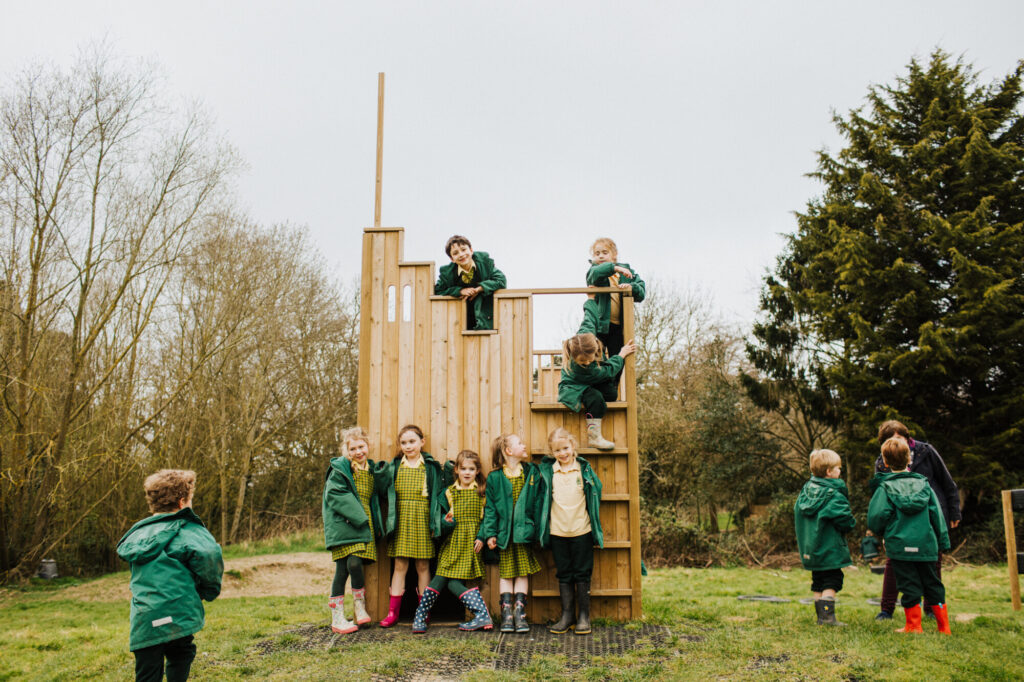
[746,51,1024,523]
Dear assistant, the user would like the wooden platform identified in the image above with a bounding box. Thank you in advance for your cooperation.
[357,227,642,622]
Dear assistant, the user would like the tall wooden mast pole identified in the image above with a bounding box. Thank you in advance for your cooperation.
[374,72,385,227]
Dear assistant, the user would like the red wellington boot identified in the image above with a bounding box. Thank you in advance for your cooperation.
[896,604,924,633]
[379,591,403,628]
[930,604,951,635]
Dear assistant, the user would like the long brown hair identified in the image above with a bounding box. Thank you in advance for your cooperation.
[562,333,604,373]
[455,449,486,497]
[491,434,517,469]
[395,424,425,458]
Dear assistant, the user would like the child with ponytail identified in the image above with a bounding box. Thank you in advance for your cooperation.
[482,434,541,633]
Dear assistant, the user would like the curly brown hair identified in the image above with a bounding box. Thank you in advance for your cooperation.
[144,469,196,513]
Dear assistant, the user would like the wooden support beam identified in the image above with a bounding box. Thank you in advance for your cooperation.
[1004,489,1022,611]
[374,72,384,227]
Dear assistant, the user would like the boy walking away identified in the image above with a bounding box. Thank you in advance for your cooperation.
[434,235,507,330]
[117,470,224,681]
[794,449,855,625]
[868,438,952,635]
[872,419,960,621]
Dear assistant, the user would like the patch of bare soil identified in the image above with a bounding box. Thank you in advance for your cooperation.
[50,552,334,602]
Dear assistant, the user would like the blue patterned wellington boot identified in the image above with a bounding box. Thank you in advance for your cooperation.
[412,587,439,634]
[458,587,494,631]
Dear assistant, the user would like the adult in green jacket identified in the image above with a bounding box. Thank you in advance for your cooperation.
[518,455,604,550]
[117,471,223,682]
[867,472,950,563]
[434,248,507,330]
[384,451,454,540]
[794,477,855,571]
[322,455,390,548]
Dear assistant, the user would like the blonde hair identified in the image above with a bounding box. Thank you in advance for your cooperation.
[547,427,578,454]
[881,437,910,471]
[341,426,371,456]
[144,469,196,513]
[590,237,618,260]
[809,449,841,478]
[491,434,518,469]
[562,333,604,372]
[455,450,487,497]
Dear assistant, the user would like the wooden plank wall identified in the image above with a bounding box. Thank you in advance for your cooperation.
[357,227,641,621]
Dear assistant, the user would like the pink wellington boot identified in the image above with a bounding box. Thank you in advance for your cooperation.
[379,591,403,628]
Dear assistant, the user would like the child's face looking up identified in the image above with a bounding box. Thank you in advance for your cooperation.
[551,438,576,466]
[347,438,369,464]
[400,430,424,459]
[457,460,478,486]
[591,245,615,264]
[504,435,527,464]
[449,243,474,269]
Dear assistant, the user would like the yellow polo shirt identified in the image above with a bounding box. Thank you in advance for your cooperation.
[550,458,591,537]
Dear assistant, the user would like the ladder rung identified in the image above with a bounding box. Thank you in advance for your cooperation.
[601,493,630,501]
[532,588,633,598]
[530,401,628,412]
[530,448,628,456]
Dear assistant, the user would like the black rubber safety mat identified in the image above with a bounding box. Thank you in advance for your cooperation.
[257,622,681,677]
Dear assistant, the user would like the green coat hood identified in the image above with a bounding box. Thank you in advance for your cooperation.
[117,508,223,651]
[867,472,951,562]
[793,477,855,571]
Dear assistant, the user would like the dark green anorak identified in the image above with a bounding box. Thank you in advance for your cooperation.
[585,261,646,334]
[322,456,391,549]
[867,471,951,562]
[434,251,507,330]
[793,476,855,571]
[116,508,223,651]
[557,300,625,411]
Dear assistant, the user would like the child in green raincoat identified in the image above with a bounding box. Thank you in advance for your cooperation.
[794,449,855,626]
[117,470,223,682]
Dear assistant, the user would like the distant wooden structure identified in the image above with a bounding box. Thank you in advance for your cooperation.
[356,227,643,622]
[356,74,641,622]
[1003,489,1023,611]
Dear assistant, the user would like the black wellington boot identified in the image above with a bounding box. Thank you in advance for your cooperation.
[548,583,575,634]
[574,581,592,635]
[499,593,514,633]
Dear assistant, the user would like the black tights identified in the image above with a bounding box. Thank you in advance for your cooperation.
[331,555,365,596]
[428,575,470,597]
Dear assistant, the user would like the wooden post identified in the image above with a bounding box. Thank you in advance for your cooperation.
[374,72,385,228]
[1003,490,1021,611]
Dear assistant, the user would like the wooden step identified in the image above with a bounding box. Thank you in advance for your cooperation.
[600,493,631,501]
[532,588,633,598]
[530,448,628,456]
[530,401,628,412]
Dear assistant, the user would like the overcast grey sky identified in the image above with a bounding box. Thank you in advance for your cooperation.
[3,1,1022,347]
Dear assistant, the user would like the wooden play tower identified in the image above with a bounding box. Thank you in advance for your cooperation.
[357,75,642,623]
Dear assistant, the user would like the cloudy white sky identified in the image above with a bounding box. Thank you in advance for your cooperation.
[2,2,1021,346]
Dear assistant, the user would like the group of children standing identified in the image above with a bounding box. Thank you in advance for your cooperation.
[795,419,957,635]
[322,424,605,636]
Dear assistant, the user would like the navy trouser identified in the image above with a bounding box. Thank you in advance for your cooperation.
[550,532,594,583]
[133,634,196,682]
[891,559,945,609]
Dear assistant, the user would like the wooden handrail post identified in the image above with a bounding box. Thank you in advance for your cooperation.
[1003,490,1022,611]
[374,72,384,228]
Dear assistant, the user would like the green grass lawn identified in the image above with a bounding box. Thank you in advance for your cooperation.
[2,560,1021,681]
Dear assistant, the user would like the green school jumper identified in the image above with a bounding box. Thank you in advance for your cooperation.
[499,471,541,579]
[389,464,435,559]
[436,485,486,580]
[331,467,378,562]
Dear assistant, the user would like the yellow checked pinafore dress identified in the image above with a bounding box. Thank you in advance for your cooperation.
[330,466,377,562]
[436,485,485,580]
[499,470,542,579]
[388,462,435,559]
